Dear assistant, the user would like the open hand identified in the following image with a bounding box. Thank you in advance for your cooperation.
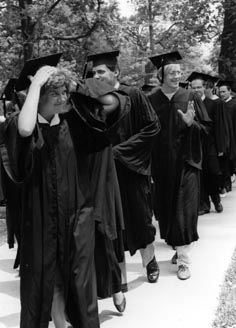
[177,101,195,127]
[29,65,57,88]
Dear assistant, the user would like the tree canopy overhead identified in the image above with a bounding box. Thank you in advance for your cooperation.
[0,0,117,83]
[0,0,233,90]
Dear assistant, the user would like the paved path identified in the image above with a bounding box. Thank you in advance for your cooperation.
[0,182,236,328]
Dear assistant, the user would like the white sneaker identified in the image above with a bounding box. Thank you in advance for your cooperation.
[177,265,191,280]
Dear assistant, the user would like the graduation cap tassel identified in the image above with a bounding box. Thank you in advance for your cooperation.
[161,58,164,84]
[2,98,6,118]
[82,62,88,80]
[14,92,22,111]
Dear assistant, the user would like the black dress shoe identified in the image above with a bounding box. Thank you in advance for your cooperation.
[146,256,160,283]
[113,294,126,313]
[214,202,223,213]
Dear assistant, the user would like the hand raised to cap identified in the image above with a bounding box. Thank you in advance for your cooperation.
[177,101,195,127]
[29,65,57,88]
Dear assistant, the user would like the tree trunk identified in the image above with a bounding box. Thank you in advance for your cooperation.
[19,0,34,61]
[218,0,236,88]
[143,0,155,84]
[147,0,154,53]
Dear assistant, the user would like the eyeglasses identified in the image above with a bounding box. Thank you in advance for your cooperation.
[167,71,182,77]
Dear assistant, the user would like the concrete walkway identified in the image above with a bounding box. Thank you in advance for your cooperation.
[0,182,236,328]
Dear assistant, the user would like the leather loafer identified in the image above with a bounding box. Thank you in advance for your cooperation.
[113,294,126,313]
[214,202,223,213]
[146,256,160,283]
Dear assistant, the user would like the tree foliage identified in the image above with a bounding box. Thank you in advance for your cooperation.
[115,0,224,85]
[0,0,116,84]
[219,0,236,85]
[0,0,232,91]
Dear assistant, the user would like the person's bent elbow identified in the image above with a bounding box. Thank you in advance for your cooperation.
[18,122,34,137]
[98,94,120,115]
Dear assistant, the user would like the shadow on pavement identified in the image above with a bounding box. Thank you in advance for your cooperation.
[0,280,20,299]
[99,309,123,324]
[127,275,146,291]
[0,259,16,274]
[158,260,178,277]
[125,261,144,273]
[0,312,20,328]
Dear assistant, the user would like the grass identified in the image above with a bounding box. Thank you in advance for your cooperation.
[212,247,236,328]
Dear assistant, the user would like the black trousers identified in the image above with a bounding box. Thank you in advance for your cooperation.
[199,171,221,211]
[218,155,232,192]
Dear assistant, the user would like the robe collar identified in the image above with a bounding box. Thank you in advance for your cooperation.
[38,113,60,126]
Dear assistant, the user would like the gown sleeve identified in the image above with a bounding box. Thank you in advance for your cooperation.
[109,88,161,175]
[0,113,42,183]
[185,92,211,169]
[69,79,131,153]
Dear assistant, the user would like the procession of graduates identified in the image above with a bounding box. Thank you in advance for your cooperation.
[0,47,236,328]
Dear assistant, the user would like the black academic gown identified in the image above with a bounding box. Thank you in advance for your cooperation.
[0,121,21,268]
[224,97,236,144]
[199,97,221,211]
[214,98,236,191]
[223,98,236,175]
[89,146,125,297]
[149,87,210,247]
[0,158,5,203]
[3,172,21,267]
[1,81,130,328]
[110,84,161,256]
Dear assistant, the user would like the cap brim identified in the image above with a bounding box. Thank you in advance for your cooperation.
[87,50,120,67]
[15,53,63,91]
[148,50,182,69]
[179,81,189,88]
[187,71,219,83]
[216,80,234,88]
[141,84,157,91]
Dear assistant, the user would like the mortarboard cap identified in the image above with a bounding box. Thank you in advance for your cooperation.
[148,50,182,69]
[0,78,18,101]
[179,81,189,88]
[87,50,120,67]
[187,71,219,83]
[216,80,234,88]
[15,53,63,91]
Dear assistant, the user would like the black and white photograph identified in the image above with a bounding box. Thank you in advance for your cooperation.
[0,0,236,327]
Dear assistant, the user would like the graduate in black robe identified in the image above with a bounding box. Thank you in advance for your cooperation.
[1,61,130,328]
[72,77,129,311]
[0,79,24,269]
[188,72,223,214]
[89,146,126,308]
[148,51,210,280]
[218,80,236,192]
[88,50,161,287]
